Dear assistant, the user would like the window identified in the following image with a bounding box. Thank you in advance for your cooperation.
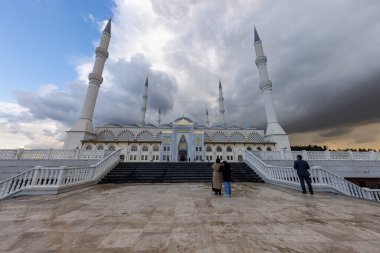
[108,145,115,151]
[226,146,232,152]
[130,155,133,160]
[97,145,104,150]
[141,155,144,160]
[85,145,92,150]
[206,146,212,152]
[247,147,252,151]
[198,147,202,152]
[167,146,170,151]
[216,146,222,152]
[257,147,262,151]
[142,146,149,152]
[266,147,272,151]
[131,146,138,152]
[133,155,137,160]
[153,146,159,152]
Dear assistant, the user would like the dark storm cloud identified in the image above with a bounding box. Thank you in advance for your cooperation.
[9,0,380,145]
[92,55,178,126]
[319,128,352,138]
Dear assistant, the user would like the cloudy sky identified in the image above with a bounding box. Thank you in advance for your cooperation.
[1,0,380,150]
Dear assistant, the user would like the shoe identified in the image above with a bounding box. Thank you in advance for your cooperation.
[302,191,306,194]
[310,192,314,195]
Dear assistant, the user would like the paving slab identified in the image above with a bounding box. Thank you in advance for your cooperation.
[0,183,379,253]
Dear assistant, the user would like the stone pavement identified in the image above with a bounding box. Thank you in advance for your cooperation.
[0,183,379,253]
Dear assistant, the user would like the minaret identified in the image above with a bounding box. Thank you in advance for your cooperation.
[139,77,149,126]
[218,80,226,127]
[206,108,210,127]
[157,108,161,127]
[64,19,111,149]
[254,26,290,151]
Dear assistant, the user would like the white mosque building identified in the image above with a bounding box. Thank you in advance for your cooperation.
[63,20,291,162]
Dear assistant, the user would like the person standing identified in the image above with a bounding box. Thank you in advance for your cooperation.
[221,161,232,197]
[293,155,314,194]
[211,158,223,196]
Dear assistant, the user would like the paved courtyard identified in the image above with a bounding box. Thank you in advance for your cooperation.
[0,183,379,253]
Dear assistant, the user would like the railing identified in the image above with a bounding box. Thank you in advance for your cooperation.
[0,150,121,200]
[256,150,379,161]
[244,151,380,202]
[0,149,110,160]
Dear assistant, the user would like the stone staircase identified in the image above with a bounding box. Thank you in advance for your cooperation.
[99,162,264,184]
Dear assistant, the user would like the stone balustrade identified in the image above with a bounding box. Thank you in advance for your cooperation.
[0,149,111,160]
[256,150,379,161]
[0,150,121,200]
[244,150,380,202]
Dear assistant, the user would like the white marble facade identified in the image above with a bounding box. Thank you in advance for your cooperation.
[81,117,276,162]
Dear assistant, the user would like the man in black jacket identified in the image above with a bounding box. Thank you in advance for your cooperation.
[293,155,314,194]
[221,161,232,197]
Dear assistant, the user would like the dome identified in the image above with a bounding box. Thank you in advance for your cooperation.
[195,124,207,129]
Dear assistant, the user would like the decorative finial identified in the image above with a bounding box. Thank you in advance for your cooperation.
[104,18,111,34]
[219,79,222,89]
[145,77,148,87]
[254,26,261,43]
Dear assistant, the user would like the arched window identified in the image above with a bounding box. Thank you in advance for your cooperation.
[266,147,272,151]
[131,145,138,152]
[257,147,262,151]
[216,146,223,152]
[206,146,212,152]
[85,145,92,150]
[153,146,159,152]
[97,145,104,150]
[246,147,252,151]
[142,146,149,152]
[108,145,115,151]
[226,146,232,152]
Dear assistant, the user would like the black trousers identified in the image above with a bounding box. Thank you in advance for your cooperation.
[299,176,313,193]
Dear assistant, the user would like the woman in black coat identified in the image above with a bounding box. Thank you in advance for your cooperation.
[221,161,232,197]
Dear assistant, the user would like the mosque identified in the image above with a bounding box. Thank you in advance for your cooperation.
[63,20,291,162]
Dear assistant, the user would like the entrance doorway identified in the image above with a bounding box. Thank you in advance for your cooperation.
[178,135,188,162]
[238,155,243,162]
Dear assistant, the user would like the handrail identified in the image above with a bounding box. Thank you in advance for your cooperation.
[0,149,110,160]
[254,150,379,161]
[0,150,121,200]
[244,150,380,202]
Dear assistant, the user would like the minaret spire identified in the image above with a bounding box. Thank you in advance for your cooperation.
[64,18,111,149]
[139,77,149,126]
[206,108,210,127]
[157,108,161,127]
[218,80,226,127]
[253,26,290,151]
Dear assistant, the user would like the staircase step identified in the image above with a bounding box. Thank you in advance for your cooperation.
[99,162,263,184]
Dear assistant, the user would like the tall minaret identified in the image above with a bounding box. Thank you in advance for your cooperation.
[139,77,149,126]
[206,108,210,127]
[254,26,290,151]
[64,19,111,149]
[157,108,161,127]
[218,80,226,127]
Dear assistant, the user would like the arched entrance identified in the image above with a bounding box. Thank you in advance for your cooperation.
[178,135,188,162]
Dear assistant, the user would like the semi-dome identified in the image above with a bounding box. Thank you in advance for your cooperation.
[143,123,157,128]
[103,123,122,127]
[160,123,172,129]
[227,125,241,130]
